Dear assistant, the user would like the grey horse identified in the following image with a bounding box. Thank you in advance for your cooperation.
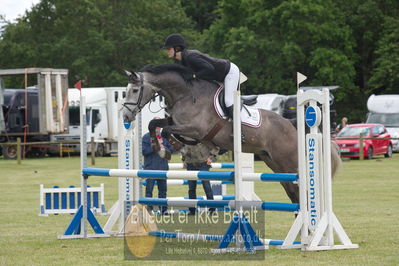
[123,64,340,204]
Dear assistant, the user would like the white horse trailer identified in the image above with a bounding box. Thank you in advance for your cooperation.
[366,94,399,152]
[252,93,286,115]
[52,87,165,155]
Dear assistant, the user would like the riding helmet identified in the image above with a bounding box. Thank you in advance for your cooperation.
[162,34,186,49]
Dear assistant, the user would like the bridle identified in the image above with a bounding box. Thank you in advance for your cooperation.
[123,72,145,114]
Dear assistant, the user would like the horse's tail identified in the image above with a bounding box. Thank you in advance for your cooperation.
[331,141,342,178]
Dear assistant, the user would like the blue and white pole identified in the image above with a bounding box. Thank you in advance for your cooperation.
[168,162,235,169]
[82,168,297,183]
[141,180,233,186]
[82,168,234,180]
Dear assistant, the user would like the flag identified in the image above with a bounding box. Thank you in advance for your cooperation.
[297,72,307,85]
[74,80,82,90]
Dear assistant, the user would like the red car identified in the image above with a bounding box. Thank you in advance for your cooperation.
[334,123,393,159]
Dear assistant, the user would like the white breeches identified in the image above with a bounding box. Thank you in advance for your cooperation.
[223,62,240,107]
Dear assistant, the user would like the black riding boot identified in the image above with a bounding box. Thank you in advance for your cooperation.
[225,105,234,120]
[226,105,245,142]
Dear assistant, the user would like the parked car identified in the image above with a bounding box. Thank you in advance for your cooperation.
[334,123,393,159]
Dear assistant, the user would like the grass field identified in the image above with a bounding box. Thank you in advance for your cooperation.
[0,153,398,265]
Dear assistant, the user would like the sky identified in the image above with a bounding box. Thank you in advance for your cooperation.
[0,0,40,23]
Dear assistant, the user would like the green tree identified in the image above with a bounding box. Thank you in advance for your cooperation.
[333,0,399,120]
[0,0,198,87]
[181,0,219,32]
[369,16,399,94]
[2,0,398,123]
[202,0,399,122]
[203,0,356,97]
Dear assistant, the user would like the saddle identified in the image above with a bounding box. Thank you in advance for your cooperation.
[217,84,258,116]
[173,81,260,145]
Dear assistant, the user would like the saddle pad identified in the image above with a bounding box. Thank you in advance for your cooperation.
[213,85,262,128]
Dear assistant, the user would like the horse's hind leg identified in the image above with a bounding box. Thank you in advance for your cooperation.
[280,182,299,203]
[257,151,300,204]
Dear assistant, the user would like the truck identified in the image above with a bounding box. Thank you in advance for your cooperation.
[0,68,69,159]
[366,94,399,152]
[52,87,165,156]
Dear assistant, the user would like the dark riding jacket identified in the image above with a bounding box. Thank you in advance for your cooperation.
[179,49,230,82]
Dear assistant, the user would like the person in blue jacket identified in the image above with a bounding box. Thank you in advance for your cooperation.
[142,125,173,215]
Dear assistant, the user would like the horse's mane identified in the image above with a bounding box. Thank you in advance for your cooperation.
[140,64,194,82]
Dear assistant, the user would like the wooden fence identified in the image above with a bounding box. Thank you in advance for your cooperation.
[1,138,116,165]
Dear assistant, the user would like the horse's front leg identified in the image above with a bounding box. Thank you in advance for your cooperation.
[148,118,172,150]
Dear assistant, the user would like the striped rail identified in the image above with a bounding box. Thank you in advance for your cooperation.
[168,162,235,169]
[82,168,298,183]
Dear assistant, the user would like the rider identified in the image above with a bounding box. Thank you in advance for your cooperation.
[162,33,240,119]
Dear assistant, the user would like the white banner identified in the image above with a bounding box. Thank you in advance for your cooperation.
[306,133,321,232]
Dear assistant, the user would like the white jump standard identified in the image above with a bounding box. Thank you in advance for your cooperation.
[58,96,108,239]
[281,87,358,251]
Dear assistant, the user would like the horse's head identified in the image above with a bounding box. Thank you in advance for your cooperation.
[123,64,195,122]
[123,70,155,123]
